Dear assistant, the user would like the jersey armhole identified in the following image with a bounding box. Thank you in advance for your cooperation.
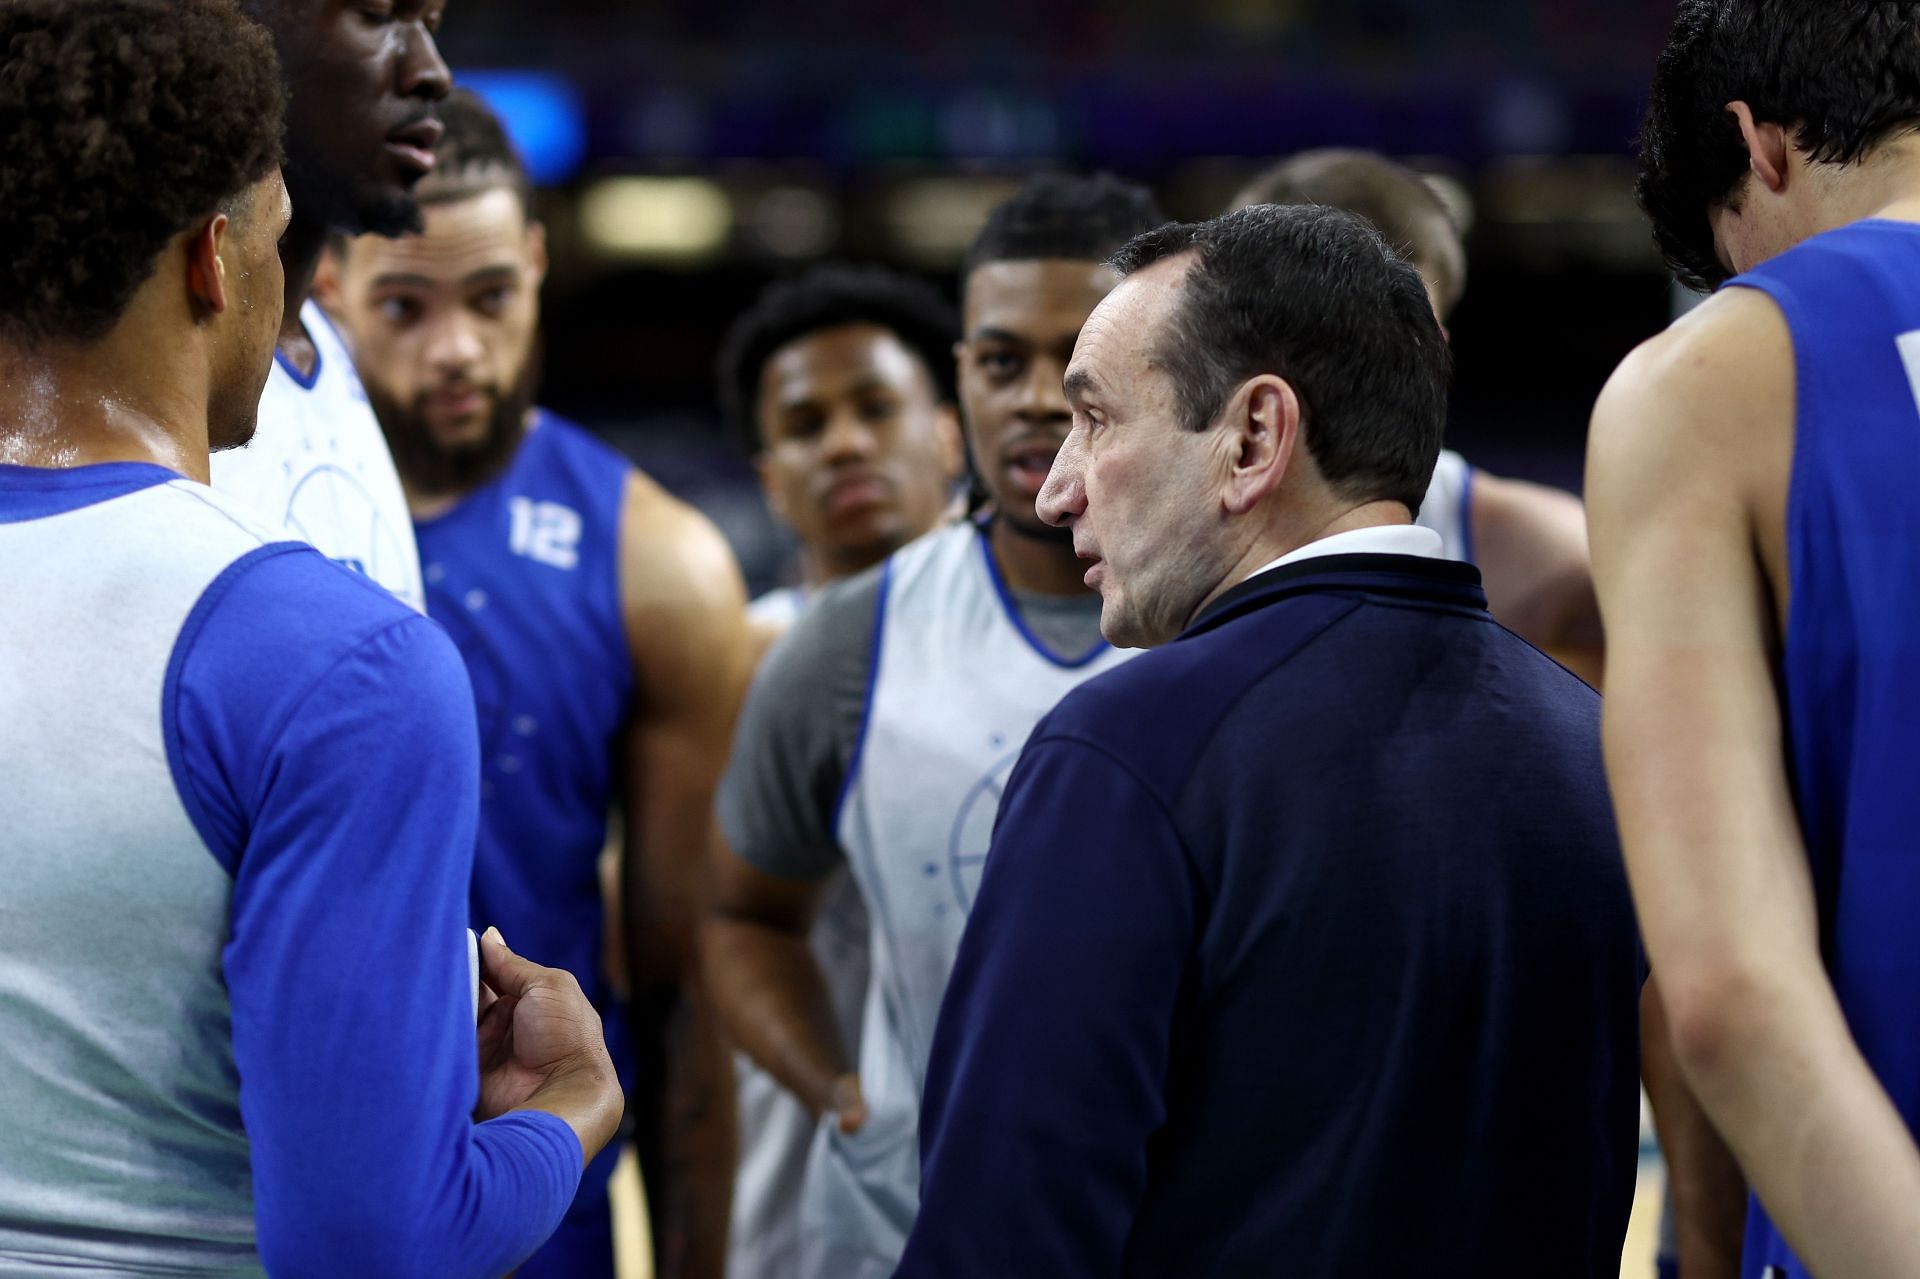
[828,558,892,836]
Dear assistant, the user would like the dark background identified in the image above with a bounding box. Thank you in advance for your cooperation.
[431,0,1688,592]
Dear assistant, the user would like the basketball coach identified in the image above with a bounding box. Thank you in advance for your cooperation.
[894,204,1643,1278]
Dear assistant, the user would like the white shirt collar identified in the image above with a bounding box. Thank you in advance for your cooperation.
[1246,523,1446,584]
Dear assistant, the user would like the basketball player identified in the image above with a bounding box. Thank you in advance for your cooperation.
[209,0,453,609]
[713,265,964,1279]
[720,265,965,638]
[319,91,753,1279]
[1590,3,1920,1275]
[0,3,619,1273]
[1233,150,1603,683]
[700,174,1166,1279]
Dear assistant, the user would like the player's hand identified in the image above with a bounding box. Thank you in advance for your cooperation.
[475,927,624,1158]
[827,1072,869,1135]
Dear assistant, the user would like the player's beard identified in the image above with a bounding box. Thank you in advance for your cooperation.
[370,356,541,500]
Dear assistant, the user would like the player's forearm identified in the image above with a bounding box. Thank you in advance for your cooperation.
[1663,961,1920,1278]
[628,979,733,1279]
[1641,977,1744,1279]
[699,912,853,1116]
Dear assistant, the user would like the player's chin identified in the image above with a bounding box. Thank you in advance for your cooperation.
[350,180,425,239]
[824,509,914,562]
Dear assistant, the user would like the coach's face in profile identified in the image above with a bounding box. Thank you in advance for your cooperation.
[1041,252,1300,648]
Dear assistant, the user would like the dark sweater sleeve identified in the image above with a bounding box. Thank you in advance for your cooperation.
[896,731,1202,1278]
[168,549,581,1277]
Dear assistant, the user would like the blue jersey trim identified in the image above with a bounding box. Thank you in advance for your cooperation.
[830,558,893,836]
[1458,462,1477,565]
[974,522,1110,669]
[0,462,177,523]
[273,323,324,391]
[162,542,311,878]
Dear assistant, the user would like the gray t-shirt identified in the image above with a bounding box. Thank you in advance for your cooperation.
[717,562,1106,880]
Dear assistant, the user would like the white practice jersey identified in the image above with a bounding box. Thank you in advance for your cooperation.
[803,521,1134,1276]
[211,301,425,611]
[1416,446,1475,563]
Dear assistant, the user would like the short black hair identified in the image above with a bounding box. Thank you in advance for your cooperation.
[1639,0,1920,291]
[1232,149,1466,316]
[963,173,1168,280]
[0,0,285,346]
[717,264,962,450]
[1110,203,1450,515]
[419,87,533,215]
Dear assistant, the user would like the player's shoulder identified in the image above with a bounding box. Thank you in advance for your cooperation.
[753,561,886,693]
[1593,288,1791,466]
[187,533,441,679]
[532,409,634,476]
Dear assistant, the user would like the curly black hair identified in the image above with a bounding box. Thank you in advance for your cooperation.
[0,0,286,345]
[717,264,961,451]
[1639,0,1920,291]
[962,173,1168,281]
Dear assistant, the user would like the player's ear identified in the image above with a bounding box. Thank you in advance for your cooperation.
[934,402,965,482]
[752,449,790,523]
[310,243,344,310]
[1220,373,1298,517]
[1726,101,1790,195]
[525,219,549,289]
[185,212,232,318]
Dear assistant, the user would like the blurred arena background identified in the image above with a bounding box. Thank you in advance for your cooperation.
[430,6,1678,1273]
[433,0,1679,596]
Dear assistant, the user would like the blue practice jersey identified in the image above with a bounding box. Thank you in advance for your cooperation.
[414,411,635,1024]
[0,463,580,1275]
[1731,219,1920,1279]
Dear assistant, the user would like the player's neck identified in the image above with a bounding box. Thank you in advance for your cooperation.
[988,512,1091,597]
[1816,137,1920,231]
[0,330,210,482]
[274,215,332,379]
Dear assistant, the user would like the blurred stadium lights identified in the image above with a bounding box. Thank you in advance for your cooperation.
[579,177,733,263]
[884,176,1025,267]
[747,186,840,259]
[458,70,589,185]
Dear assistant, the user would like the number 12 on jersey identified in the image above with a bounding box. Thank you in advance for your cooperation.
[508,497,582,571]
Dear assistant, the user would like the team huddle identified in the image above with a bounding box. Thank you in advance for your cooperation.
[1,1,1917,1278]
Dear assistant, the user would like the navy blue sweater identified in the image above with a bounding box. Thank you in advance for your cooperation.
[895,554,1641,1278]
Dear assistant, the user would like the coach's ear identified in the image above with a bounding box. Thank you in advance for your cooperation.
[1219,373,1298,517]
[185,213,233,317]
[1726,101,1790,195]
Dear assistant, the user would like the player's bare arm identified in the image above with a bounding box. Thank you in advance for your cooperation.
[1639,974,1746,1279]
[1469,470,1603,684]
[1588,286,1920,1277]
[702,835,867,1131]
[617,472,755,1279]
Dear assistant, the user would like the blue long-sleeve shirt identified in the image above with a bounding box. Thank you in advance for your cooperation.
[0,463,581,1276]
[896,553,1642,1278]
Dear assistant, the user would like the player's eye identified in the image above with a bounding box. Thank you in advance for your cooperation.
[858,396,902,423]
[977,350,1023,381]
[779,408,825,440]
[471,287,512,318]
[378,296,422,326]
